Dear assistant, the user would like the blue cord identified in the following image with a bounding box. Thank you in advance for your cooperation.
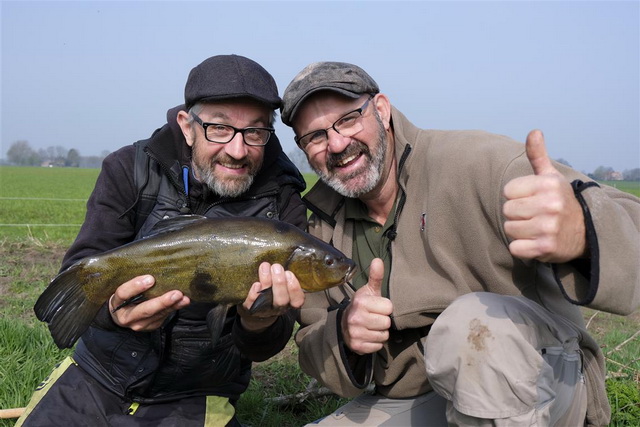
[182,166,189,195]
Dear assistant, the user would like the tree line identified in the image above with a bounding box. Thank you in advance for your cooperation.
[4,140,109,169]
[3,140,639,181]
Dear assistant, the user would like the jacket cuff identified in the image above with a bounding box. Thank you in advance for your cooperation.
[232,311,294,362]
[91,302,121,331]
[552,180,600,305]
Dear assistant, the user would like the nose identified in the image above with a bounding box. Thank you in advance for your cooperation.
[326,128,351,154]
[224,132,249,159]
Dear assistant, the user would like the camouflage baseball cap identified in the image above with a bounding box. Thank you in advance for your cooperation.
[280,61,379,126]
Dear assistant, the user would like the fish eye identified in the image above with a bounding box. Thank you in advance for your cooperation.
[324,255,335,266]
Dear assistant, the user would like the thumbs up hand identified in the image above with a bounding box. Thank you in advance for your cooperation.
[503,130,587,263]
[341,258,393,355]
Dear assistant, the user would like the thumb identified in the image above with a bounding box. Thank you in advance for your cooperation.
[366,258,384,296]
[526,130,557,176]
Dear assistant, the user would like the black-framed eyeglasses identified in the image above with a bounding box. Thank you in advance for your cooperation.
[295,95,374,152]
[191,113,274,146]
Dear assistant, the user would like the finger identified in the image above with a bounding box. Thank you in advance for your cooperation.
[526,130,557,176]
[113,291,189,329]
[111,275,155,308]
[269,263,288,307]
[503,194,547,220]
[258,262,273,290]
[365,258,384,297]
[285,271,305,309]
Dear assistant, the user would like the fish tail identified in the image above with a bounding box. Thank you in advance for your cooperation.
[34,264,103,349]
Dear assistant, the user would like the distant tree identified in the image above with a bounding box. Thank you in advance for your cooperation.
[623,168,640,181]
[555,158,572,168]
[66,148,81,167]
[7,140,41,166]
[592,166,614,181]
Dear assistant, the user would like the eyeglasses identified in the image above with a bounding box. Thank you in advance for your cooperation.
[295,95,374,152]
[191,113,274,146]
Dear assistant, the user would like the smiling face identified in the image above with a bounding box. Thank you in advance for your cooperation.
[178,99,271,198]
[293,92,394,198]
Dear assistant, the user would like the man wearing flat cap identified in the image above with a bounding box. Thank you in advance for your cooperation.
[281,61,640,426]
[18,55,307,427]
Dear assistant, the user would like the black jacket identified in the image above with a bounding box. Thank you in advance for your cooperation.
[67,105,307,403]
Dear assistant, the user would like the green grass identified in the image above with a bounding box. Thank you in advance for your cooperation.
[599,180,640,197]
[0,166,638,425]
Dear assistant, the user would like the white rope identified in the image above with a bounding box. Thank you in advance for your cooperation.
[0,197,86,202]
[0,224,82,227]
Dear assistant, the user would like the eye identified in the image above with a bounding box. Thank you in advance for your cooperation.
[308,130,328,144]
[324,255,335,266]
[335,113,359,129]
[211,124,231,134]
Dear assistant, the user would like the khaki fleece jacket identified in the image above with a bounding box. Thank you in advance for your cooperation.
[295,106,640,426]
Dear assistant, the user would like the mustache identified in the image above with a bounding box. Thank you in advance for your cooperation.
[327,141,370,169]
[211,153,247,168]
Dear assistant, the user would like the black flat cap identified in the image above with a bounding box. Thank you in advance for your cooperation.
[184,54,281,110]
[281,61,379,126]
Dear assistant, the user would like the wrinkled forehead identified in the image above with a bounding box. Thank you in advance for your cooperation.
[198,98,272,124]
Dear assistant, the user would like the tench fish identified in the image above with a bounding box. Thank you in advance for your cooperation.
[34,215,356,349]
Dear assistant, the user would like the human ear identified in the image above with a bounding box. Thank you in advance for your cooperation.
[177,110,195,147]
[372,94,392,130]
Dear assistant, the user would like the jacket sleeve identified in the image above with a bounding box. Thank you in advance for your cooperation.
[295,282,373,398]
[61,146,138,270]
[60,146,138,330]
[232,310,296,362]
[501,157,640,315]
[552,181,640,315]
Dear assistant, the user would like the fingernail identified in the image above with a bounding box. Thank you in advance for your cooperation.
[260,263,270,274]
[142,275,154,286]
[272,264,283,274]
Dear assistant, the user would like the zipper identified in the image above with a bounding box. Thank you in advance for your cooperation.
[386,144,412,330]
[145,147,191,212]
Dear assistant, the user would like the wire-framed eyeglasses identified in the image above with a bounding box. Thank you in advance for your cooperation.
[295,95,375,152]
[191,113,274,146]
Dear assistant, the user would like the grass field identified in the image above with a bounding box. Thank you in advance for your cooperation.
[0,166,638,425]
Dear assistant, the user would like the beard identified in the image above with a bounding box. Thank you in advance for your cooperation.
[311,113,387,198]
[191,139,263,198]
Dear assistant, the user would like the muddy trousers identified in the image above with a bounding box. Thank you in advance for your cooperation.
[426,292,587,426]
[310,292,587,426]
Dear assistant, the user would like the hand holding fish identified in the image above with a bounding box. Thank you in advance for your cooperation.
[237,262,306,333]
[503,130,587,263]
[341,258,393,355]
[108,275,191,331]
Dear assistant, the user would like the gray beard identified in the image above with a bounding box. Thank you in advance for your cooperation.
[191,140,259,198]
[312,115,387,198]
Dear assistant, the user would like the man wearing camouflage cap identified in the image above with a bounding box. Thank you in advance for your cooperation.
[281,61,640,425]
[18,55,307,426]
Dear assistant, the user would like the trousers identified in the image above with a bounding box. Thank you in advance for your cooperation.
[311,292,587,426]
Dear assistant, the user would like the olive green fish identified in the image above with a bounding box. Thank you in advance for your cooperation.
[34,215,356,349]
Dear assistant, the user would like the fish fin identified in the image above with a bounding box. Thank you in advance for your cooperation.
[111,293,147,312]
[206,304,230,346]
[249,288,274,314]
[147,214,208,237]
[34,264,103,349]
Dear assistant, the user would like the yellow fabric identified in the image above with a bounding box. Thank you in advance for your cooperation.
[204,395,235,427]
[15,357,77,426]
[127,402,140,415]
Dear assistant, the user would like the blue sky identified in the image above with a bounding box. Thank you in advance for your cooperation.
[2,0,638,174]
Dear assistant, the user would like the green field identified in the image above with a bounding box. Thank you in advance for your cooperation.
[0,166,638,425]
